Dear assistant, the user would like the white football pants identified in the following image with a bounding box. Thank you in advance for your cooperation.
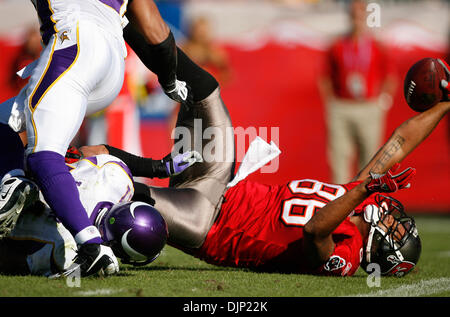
[20,19,125,156]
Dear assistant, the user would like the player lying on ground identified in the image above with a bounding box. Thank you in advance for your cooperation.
[78,45,449,277]
[2,37,449,277]
[0,0,195,277]
[0,123,200,276]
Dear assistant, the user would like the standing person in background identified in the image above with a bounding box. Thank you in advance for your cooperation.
[8,27,42,146]
[319,0,397,184]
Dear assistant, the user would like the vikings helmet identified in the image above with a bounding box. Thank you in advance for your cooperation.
[360,195,421,277]
[96,201,168,266]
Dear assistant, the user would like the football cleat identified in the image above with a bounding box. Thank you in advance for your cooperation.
[0,176,39,238]
[50,243,119,278]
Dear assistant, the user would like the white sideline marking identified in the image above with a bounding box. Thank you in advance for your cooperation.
[75,288,123,296]
[346,278,450,297]
[416,219,450,234]
[437,251,450,258]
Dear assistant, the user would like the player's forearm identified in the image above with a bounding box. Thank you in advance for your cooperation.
[79,144,165,178]
[303,179,371,267]
[304,179,370,239]
[125,0,177,91]
[103,145,167,178]
[126,0,170,45]
[354,101,450,180]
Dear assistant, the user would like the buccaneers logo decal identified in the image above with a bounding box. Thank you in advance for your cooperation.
[388,262,415,277]
[324,255,346,272]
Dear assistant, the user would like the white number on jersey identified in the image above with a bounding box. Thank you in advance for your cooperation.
[281,179,346,227]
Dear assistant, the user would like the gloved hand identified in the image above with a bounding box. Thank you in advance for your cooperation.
[366,163,416,193]
[437,58,450,101]
[163,79,194,109]
[158,150,202,178]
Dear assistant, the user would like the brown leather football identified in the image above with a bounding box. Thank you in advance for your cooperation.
[403,57,447,112]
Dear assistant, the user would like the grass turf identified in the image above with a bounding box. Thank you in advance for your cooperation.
[0,215,449,298]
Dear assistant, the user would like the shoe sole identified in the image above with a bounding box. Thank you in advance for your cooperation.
[0,182,39,238]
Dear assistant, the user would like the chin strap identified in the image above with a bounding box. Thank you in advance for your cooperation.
[94,207,109,229]
[365,226,376,263]
[120,252,161,267]
[363,204,380,263]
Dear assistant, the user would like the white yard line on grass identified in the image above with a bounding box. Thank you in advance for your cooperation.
[437,250,450,258]
[346,277,450,297]
[75,288,124,296]
[417,220,450,234]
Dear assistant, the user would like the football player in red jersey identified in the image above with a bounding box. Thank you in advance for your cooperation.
[80,31,450,277]
[75,20,449,276]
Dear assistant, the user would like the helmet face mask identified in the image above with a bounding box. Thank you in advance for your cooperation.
[361,195,421,277]
[96,201,168,266]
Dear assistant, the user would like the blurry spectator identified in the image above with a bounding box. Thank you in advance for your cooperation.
[9,26,41,93]
[181,16,231,85]
[446,27,450,141]
[318,0,397,184]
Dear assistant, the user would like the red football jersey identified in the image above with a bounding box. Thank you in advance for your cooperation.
[192,179,375,276]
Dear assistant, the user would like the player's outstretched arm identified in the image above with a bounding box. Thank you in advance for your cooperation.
[75,145,202,179]
[353,101,450,181]
[303,164,415,268]
[303,179,371,268]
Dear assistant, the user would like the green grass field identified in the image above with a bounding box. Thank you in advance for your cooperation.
[0,215,449,298]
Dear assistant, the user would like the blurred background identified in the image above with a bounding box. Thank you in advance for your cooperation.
[0,0,448,213]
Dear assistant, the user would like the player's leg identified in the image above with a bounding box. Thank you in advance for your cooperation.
[169,48,235,199]
[0,124,39,238]
[24,21,124,275]
[169,88,235,198]
[147,186,218,248]
[147,47,235,248]
[148,89,233,249]
[1,200,78,276]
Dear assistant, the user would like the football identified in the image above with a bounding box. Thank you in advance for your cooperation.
[403,57,447,112]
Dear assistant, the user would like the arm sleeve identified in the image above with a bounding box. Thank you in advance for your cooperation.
[123,22,219,102]
[123,23,177,91]
[104,145,167,178]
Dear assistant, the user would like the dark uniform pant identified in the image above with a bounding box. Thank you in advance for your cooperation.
[148,87,235,248]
